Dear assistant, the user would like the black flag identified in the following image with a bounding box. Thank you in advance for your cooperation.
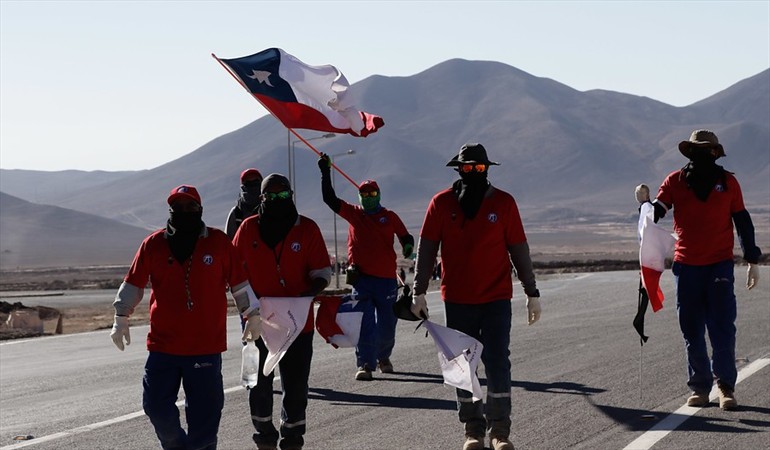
[633,278,650,344]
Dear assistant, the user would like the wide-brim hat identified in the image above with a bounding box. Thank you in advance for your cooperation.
[167,185,201,206]
[392,285,421,321]
[446,143,500,167]
[678,129,725,159]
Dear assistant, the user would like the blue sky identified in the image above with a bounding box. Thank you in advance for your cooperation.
[1,1,768,171]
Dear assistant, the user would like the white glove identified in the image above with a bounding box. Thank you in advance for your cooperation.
[635,184,650,203]
[747,263,759,290]
[526,297,541,325]
[242,315,262,342]
[411,294,429,320]
[110,315,131,351]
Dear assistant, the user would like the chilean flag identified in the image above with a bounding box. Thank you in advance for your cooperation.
[216,48,384,137]
[638,202,676,312]
[259,296,313,376]
[423,320,484,402]
[315,295,363,348]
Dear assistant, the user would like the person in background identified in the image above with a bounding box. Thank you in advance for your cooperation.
[225,168,264,239]
[411,143,541,450]
[110,185,261,450]
[652,129,761,410]
[317,153,414,380]
[233,174,331,450]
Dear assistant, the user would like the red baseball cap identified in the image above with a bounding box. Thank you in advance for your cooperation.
[167,185,202,206]
[240,168,263,183]
[358,180,379,192]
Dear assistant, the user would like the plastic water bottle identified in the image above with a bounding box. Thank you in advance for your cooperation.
[241,342,260,388]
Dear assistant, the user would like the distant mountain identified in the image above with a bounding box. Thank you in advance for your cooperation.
[0,192,150,269]
[1,60,767,267]
[0,169,139,206]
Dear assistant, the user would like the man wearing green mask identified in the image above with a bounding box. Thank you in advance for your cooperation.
[318,153,414,380]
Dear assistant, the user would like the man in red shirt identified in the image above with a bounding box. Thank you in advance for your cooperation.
[233,174,331,450]
[411,143,541,450]
[110,185,261,450]
[653,130,761,410]
[317,154,414,380]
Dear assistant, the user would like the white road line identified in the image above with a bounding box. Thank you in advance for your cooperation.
[623,357,770,450]
[0,381,270,449]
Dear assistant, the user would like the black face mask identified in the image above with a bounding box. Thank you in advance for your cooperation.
[258,199,299,248]
[166,211,203,263]
[684,150,724,202]
[453,172,489,219]
[238,184,262,216]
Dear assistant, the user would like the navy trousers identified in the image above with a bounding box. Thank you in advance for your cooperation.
[352,275,399,369]
[445,299,512,438]
[673,259,738,393]
[143,352,223,450]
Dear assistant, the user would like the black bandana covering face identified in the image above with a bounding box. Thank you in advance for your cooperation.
[684,149,725,202]
[238,181,262,217]
[453,171,489,220]
[258,199,299,249]
[167,210,203,263]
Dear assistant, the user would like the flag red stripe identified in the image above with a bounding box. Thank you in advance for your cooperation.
[641,266,665,312]
[255,94,381,137]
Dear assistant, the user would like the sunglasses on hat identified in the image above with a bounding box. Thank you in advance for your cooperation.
[359,190,379,198]
[459,164,488,173]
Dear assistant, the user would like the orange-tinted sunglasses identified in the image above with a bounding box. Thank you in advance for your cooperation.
[459,164,488,173]
[359,190,379,198]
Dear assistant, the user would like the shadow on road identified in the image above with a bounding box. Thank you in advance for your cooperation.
[511,379,605,395]
[587,399,770,433]
[309,386,456,410]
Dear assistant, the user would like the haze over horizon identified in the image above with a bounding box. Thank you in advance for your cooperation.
[1,1,768,172]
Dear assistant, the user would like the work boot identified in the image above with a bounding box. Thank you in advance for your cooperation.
[686,391,709,407]
[355,365,373,381]
[377,358,394,373]
[490,435,515,450]
[717,383,738,410]
[462,434,484,450]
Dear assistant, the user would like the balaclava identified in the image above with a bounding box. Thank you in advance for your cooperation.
[167,207,203,264]
[453,170,489,220]
[683,148,725,202]
[258,174,299,248]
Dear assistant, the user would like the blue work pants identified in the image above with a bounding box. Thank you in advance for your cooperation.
[142,352,223,450]
[445,299,512,438]
[673,259,737,393]
[352,275,399,369]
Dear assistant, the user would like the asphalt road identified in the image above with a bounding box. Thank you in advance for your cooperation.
[1,268,768,450]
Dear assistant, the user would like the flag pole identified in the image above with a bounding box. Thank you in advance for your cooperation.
[212,53,359,189]
[634,183,657,421]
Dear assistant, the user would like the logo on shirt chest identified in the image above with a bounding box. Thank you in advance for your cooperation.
[378,216,387,224]
[487,213,498,223]
[202,254,214,265]
[714,183,725,192]
[291,242,301,252]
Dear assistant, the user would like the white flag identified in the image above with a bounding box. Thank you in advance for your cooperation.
[638,203,677,312]
[423,320,484,401]
[259,297,313,376]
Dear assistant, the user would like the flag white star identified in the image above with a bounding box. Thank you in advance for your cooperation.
[247,70,273,87]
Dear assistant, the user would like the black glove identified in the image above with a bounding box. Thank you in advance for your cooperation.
[318,153,331,173]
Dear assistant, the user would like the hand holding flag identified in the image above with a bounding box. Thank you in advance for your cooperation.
[422,320,484,401]
[258,297,313,376]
